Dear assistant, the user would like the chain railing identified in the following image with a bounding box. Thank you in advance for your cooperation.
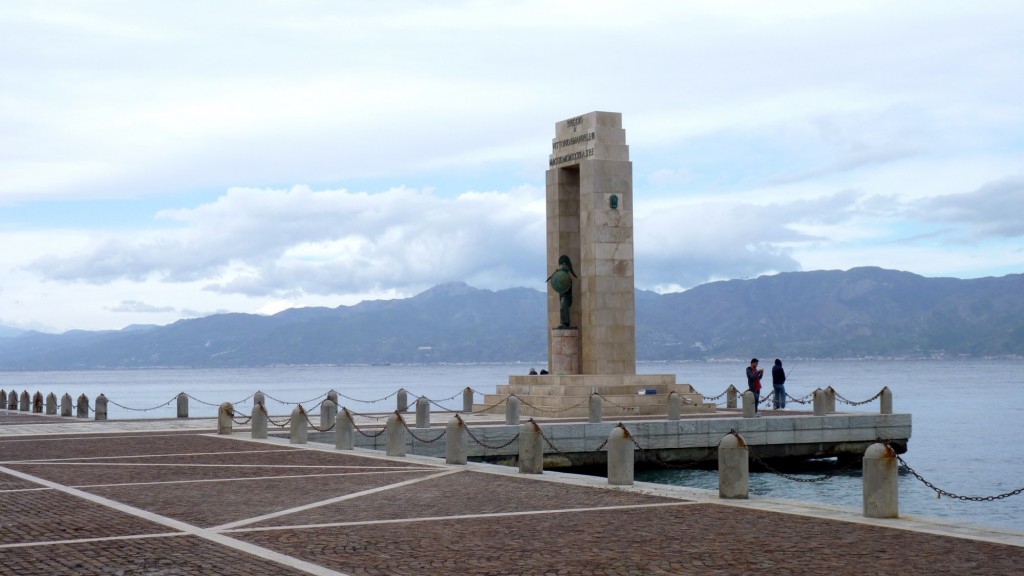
[834,388,885,407]
[896,453,1024,501]
[399,418,447,444]
[106,395,179,413]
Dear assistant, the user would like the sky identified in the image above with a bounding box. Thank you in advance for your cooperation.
[2,1,1023,333]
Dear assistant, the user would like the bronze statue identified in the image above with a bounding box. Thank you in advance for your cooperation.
[547,255,577,328]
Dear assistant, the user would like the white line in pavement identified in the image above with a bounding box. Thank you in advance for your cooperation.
[0,532,184,551]
[9,460,434,469]
[75,469,437,489]
[226,500,697,533]
[0,447,300,463]
[212,468,462,531]
[0,465,353,576]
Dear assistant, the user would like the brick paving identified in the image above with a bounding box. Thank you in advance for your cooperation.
[1,417,1022,575]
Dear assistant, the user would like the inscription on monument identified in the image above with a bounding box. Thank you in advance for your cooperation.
[549,116,596,167]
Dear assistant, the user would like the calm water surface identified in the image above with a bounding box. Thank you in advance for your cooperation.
[1,359,1021,532]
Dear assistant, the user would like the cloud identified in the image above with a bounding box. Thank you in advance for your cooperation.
[107,300,175,314]
[26,185,548,298]
[911,176,1024,239]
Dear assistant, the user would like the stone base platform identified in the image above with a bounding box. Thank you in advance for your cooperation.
[477,373,715,418]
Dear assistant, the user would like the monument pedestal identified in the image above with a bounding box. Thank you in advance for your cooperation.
[550,328,579,375]
[480,373,715,418]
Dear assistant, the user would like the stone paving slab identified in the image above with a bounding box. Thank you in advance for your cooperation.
[235,504,1024,575]
[252,469,684,528]
[0,412,61,425]
[2,534,315,576]
[84,469,443,528]
[1,422,1022,576]
[7,460,433,486]
[0,487,173,544]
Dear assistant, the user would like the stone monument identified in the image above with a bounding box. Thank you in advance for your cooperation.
[481,111,713,417]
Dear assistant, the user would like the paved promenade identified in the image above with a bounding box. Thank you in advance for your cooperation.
[2,410,1022,575]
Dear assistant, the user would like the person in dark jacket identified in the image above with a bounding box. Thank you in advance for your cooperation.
[745,358,763,413]
[772,358,787,410]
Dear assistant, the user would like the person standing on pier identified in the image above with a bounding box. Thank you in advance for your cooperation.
[772,358,787,410]
[746,358,763,413]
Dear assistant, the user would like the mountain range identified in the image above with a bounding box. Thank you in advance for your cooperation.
[0,267,1021,370]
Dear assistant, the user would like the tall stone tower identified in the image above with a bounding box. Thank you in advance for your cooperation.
[478,111,712,417]
[546,111,636,375]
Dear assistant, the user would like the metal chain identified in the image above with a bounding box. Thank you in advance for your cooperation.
[337,390,399,404]
[464,424,521,449]
[261,391,327,406]
[834,388,884,406]
[185,393,229,408]
[514,394,589,414]
[467,395,510,414]
[399,419,447,444]
[231,413,253,425]
[534,420,611,459]
[703,389,728,402]
[786,392,814,405]
[342,408,388,420]
[897,454,1024,501]
[352,420,387,438]
[594,393,642,412]
[301,410,336,433]
[107,395,178,412]
[626,435,714,470]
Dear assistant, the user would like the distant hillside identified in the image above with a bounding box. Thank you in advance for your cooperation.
[0,325,25,338]
[0,267,1020,369]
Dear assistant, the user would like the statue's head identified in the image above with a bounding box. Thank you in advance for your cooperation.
[556,254,577,277]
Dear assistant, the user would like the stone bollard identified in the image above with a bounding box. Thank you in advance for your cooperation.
[386,412,406,457]
[94,394,108,421]
[45,393,57,415]
[813,388,827,416]
[289,405,308,444]
[253,390,266,410]
[863,442,899,518]
[416,396,430,428]
[321,398,337,431]
[518,419,543,474]
[0,388,4,408]
[19,390,29,411]
[726,385,738,409]
[396,389,408,413]
[251,401,268,439]
[76,394,89,418]
[60,393,72,417]
[445,415,467,465]
[667,392,681,421]
[218,402,233,434]
[7,390,15,410]
[506,395,521,425]
[607,423,634,486]
[718,432,749,499]
[742,390,756,418]
[176,392,189,418]
[588,394,602,423]
[462,387,474,413]
[32,392,43,413]
[825,386,836,413]
[336,408,354,450]
[326,389,339,408]
[880,387,893,415]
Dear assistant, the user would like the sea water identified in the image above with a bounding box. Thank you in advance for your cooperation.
[1,359,1021,533]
